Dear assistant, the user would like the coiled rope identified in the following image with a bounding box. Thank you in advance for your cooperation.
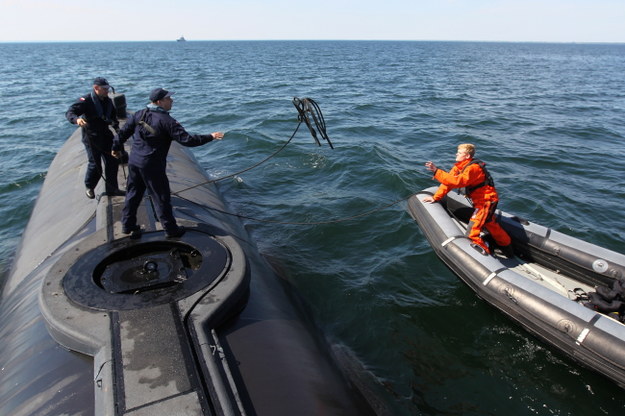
[292,97,333,149]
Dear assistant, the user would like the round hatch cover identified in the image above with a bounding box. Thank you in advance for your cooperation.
[63,231,230,311]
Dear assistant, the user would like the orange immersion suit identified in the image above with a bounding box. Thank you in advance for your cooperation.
[431,158,511,253]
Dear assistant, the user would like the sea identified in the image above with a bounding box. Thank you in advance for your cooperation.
[1,40,624,415]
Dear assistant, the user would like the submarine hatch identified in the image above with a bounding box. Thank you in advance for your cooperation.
[40,228,250,415]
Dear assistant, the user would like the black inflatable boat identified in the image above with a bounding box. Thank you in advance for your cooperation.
[408,187,625,388]
[0,108,376,415]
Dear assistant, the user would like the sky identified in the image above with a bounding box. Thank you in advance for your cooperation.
[1,0,624,43]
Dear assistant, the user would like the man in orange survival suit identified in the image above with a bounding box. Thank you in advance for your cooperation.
[423,143,512,256]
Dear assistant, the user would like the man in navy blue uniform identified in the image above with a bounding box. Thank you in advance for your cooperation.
[66,77,123,199]
[112,88,224,238]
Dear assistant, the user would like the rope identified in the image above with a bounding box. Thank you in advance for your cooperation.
[121,96,416,225]
[175,192,415,226]
[170,97,416,225]
[173,97,332,196]
[292,97,333,148]
[172,121,303,196]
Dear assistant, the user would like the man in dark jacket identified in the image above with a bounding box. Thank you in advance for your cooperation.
[66,77,122,199]
[112,88,224,238]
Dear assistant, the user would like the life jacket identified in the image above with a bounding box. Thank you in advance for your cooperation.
[459,159,495,196]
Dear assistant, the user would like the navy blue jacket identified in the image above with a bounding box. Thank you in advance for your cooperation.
[66,92,118,143]
[113,107,214,169]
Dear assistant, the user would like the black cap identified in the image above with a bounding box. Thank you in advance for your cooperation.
[93,77,110,87]
[149,88,174,102]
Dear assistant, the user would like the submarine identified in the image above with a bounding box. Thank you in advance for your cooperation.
[0,95,377,415]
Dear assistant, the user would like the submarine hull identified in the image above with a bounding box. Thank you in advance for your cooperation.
[0,127,376,415]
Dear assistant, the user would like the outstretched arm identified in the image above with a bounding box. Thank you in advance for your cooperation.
[168,119,225,146]
[425,161,438,173]
[423,160,450,202]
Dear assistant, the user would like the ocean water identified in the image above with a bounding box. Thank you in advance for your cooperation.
[1,40,625,415]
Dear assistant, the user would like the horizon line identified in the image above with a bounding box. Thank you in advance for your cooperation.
[2,39,625,45]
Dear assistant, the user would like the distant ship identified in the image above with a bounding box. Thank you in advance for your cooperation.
[177,36,186,42]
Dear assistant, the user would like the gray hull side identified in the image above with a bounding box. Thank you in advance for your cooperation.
[408,187,625,388]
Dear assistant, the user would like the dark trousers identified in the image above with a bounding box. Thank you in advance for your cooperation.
[122,164,177,233]
[83,137,119,192]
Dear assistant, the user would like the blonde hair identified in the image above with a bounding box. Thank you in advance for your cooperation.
[458,143,475,157]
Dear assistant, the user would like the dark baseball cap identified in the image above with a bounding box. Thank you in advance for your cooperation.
[93,77,110,87]
[149,88,174,102]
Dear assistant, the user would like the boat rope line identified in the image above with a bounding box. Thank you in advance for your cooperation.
[129,95,408,225]
[88,96,409,227]
[172,97,332,197]
[174,192,415,226]
[173,121,302,196]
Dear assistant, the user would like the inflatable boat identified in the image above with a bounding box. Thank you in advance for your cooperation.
[408,187,625,388]
[0,106,376,415]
